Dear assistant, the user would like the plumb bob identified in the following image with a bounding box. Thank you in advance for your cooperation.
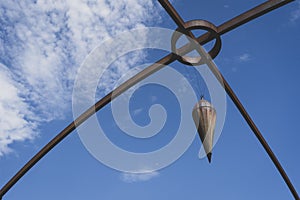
[192,97,216,163]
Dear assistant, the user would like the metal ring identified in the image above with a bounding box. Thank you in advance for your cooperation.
[171,20,222,66]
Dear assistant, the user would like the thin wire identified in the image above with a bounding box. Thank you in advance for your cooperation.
[192,66,202,99]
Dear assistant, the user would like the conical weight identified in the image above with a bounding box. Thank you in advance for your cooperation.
[192,97,216,163]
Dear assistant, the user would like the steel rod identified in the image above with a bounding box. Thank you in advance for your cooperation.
[0,55,176,199]
[0,0,295,199]
[217,0,295,35]
[159,0,299,199]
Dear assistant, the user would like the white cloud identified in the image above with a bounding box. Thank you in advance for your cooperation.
[133,108,144,116]
[290,1,300,22]
[0,64,37,156]
[238,53,251,62]
[0,0,162,156]
[120,171,159,183]
[151,95,158,102]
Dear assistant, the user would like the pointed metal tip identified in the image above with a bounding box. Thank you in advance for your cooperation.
[207,152,212,163]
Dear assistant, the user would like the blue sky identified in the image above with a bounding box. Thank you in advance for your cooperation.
[0,0,300,199]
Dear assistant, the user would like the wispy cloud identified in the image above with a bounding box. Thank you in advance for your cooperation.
[238,53,251,62]
[290,1,300,22]
[151,95,158,102]
[0,64,37,156]
[120,171,159,183]
[133,108,144,116]
[0,1,162,156]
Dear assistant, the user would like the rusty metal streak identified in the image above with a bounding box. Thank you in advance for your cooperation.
[0,0,295,199]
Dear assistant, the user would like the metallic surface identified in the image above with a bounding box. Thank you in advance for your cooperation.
[192,98,216,163]
[0,0,297,199]
[171,19,221,66]
[158,0,299,199]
